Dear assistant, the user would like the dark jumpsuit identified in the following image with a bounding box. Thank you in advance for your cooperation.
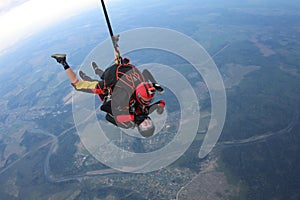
[72,63,165,128]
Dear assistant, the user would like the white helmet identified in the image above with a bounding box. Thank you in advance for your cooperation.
[137,118,155,137]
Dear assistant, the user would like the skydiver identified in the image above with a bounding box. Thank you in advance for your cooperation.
[51,54,165,137]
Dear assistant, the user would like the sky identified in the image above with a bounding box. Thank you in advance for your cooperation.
[0,0,112,56]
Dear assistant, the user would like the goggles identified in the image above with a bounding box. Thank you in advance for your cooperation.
[138,93,153,105]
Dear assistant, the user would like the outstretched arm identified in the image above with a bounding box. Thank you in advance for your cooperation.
[147,100,166,115]
[142,69,157,83]
[142,69,164,94]
[116,100,166,125]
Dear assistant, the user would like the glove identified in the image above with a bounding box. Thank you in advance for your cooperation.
[153,83,164,94]
[156,100,165,115]
[157,106,164,115]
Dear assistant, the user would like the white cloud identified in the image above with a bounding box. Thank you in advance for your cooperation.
[0,0,102,55]
[0,0,12,9]
[0,0,28,11]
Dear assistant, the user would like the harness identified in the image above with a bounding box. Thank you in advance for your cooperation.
[100,63,147,124]
[102,63,145,98]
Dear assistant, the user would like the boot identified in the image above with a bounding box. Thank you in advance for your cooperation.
[79,71,94,81]
[92,62,104,77]
[51,54,69,70]
[51,54,66,64]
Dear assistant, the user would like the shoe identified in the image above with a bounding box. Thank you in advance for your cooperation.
[92,62,104,77]
[51,54,66,64]
[79,70,94,81]
[92,61,99,71]
[153,83,164,94]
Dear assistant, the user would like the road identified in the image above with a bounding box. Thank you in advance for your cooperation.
[1,106,298,189]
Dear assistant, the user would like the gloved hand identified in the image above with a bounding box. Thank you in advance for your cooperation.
[156,100,165,115]
[153,83,164,94]
[157,106,164,115]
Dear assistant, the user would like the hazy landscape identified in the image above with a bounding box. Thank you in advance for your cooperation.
[0,0,300,199]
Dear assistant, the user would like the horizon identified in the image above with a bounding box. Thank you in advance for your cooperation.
[0,0,123,56]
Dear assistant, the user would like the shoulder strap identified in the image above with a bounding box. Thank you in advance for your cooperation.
[116,64,145,92]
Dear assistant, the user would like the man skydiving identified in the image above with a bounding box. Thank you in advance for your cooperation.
[51,54,165,137]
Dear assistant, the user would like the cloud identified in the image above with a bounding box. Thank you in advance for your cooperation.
[0,0,14,10]
[0,0,28,12]
[0,0,100,55]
